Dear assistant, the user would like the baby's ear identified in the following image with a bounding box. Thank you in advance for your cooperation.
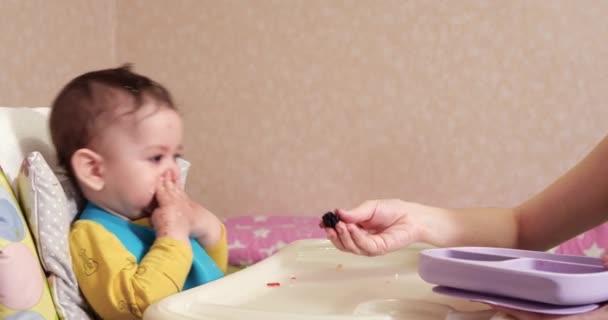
[71,148,105,191]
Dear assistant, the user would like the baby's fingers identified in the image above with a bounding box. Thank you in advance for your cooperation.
[155,176,177,206]
[164,170,189,199]
[154,180,170,206]
[163,173,180,195]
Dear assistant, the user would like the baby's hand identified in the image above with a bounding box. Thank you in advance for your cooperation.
[150,176,192,246]
[153,172,223,247]
[188,201,223,248]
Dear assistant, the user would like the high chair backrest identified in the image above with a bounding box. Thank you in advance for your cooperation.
[0,106,60,319]
[0,106,96,319]
[0,107,55,188]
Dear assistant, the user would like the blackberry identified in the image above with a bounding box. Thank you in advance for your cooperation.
[322,211,340,228]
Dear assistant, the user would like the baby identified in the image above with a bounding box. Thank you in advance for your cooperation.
[49,65,227,319]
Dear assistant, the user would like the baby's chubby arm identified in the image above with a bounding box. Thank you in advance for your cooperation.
[70,220,193,319]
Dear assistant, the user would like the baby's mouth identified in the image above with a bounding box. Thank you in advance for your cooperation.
[143,196,158,215]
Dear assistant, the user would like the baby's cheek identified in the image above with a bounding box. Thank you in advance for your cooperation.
[131,173,160,206]
[133,190,155,208]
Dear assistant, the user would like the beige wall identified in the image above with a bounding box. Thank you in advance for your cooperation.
[0,1,116,106]
[3,1,608,217]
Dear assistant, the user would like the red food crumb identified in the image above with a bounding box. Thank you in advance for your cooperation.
[266,282,281,287]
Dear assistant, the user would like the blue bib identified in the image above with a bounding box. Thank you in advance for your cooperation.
[79,202,223,290]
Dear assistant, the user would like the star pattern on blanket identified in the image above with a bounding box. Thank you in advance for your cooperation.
[583,243,604,258]
[260,241,286,258]
[224,215,327,266]
[228,240,247,250]
[253,228,270,238]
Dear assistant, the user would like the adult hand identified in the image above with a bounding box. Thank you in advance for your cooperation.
[324,199,427,256]
[491,305,608,320]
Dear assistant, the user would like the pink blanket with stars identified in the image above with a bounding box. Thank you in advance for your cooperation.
[224,215,325,266]
[556,222,608,257]
[223,216,608,267]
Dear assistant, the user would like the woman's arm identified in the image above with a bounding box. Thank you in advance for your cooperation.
[326,136,608,255]
[424,136,608,250]
[515,136,608,250]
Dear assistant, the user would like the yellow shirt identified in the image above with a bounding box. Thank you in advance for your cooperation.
[70,218,227,319]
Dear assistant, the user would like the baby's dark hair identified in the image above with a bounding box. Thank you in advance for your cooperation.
[49,64,176,176]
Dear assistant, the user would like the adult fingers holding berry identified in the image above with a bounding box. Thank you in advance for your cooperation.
[323,199,427,256]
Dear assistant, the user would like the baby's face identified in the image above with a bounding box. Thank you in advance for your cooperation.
[93,101,184,220]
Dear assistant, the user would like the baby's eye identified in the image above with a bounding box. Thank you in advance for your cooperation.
[149,155,163,163]
[174,153,183,160]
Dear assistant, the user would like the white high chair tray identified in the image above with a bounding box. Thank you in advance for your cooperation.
[143,240,492,320]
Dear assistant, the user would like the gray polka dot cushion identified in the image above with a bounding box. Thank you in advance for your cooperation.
[18,152,95,319]
[17,151,191,319]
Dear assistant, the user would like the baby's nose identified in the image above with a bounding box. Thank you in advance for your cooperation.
[167,162,180,183]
